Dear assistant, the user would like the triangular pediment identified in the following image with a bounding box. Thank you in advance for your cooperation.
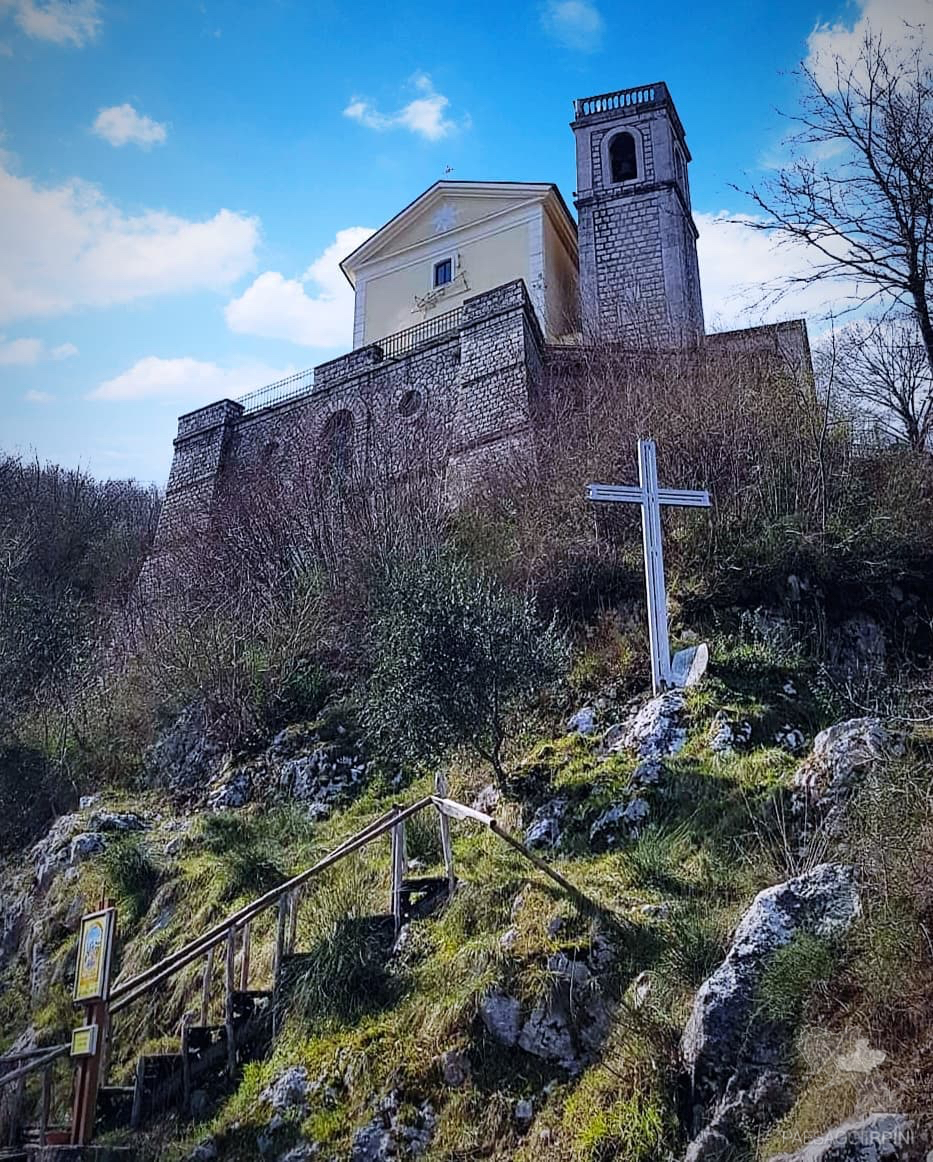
[341,181,574,283]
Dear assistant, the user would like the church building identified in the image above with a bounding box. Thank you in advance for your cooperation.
[154,82,808,547]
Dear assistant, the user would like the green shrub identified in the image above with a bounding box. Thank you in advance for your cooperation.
[289,859,395,1026]
[101,835,161,924]
[758,932,838,1024]
[199,813,286,902]
[361,552,568,783]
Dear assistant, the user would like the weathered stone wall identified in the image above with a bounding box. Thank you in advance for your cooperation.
[153,281,546,549]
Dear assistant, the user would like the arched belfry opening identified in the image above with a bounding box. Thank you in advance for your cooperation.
[608,132,637,183]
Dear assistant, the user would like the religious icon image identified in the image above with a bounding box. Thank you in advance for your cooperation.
[74,908,116,1004]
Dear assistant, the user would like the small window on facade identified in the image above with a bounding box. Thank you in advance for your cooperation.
[321,409,354,477]
[433,258,453,287]
[398,389,423,418]
[609,132,637,183]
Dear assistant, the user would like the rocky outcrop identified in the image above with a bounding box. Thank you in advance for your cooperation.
[682,864,861,1159]
[480,950,612,1075]
[607,691,687,759]
[145,702,226,793]
[767,1113,915,1161]
[351,1091,436,1160]
[794,718,901,827]
[524,798,567,850]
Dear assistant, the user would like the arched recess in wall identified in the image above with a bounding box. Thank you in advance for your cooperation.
[608,132,638,183]
[320,409,355,478]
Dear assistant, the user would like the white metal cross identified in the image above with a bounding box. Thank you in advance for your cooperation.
[586,439,711,696]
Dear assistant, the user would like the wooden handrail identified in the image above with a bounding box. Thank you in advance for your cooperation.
[0,1045,69,1089]
[109,797,433,1015]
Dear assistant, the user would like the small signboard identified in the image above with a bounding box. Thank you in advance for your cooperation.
[73,907,116,1004]
[70,1024,99,1058]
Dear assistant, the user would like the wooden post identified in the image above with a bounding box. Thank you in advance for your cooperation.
[273,896,288,982]
[239,922,251,992]
[224,927,236,1080]
[129,1054,144,1131]
[287,890,299,955]
[434,772,455,897]
[390,809,407,935]
[200,945,214,1026]
[39,1066,51,1145]
[8,1073,24,1146]
[180,1013,192,1116]
[70,998,110,1145]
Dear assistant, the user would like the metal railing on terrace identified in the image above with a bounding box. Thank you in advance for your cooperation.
[376,307,462,359]
[237,308,464,414]
[574,83,666,118]
[237,367,316,414]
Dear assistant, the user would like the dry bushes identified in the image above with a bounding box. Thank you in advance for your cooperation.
[459,342,933,618]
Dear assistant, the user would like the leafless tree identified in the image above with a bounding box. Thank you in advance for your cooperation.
[746,29,933,375]
[832,315,933,449]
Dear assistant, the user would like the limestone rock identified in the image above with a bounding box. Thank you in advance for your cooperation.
[87,810,147,832]
[207,768,253,810]
[261,1066,310,1115]
[440,1048,471,1088]
[517,954,611,1074]
[524,798,566,850]
[794,718,899,816]
[479,991,522,1046]
[69,832,106,864]
[708,712,751,755]
[766,1113,914,1161]
[351,1092,435,1161]
[145,702,226,793]
[514,1098,534,1124]
[589,796,650,848]
[186,1142,218,1162]
[609,691,687,759]
[567,706,597,735]
[683,864,860,1150]
[829,614,887,676]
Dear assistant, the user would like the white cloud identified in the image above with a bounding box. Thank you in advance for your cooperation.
[0,335,42,364]
[88,356,299,404]
[696,211,865,331]
[540,0,604,52]
[24,389,53,403]
[0,158,259,324]
[806,0,931,82]
[92,104,168,149]
[0,335,78,363]
[344,73,464,142]
[225,226,374,348]
[0,0,101,46]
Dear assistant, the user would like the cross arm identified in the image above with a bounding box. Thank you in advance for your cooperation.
[586,483,711,507]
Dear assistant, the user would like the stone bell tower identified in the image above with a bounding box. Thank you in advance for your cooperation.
[572,82,704,347]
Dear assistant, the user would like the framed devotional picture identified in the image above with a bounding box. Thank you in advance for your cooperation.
[73,907,116,1004]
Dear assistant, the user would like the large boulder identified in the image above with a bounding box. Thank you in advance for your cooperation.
[682,864,861,1157]
[607,691,687,759]
[794,718,901,824]
[766,1113,915,1161]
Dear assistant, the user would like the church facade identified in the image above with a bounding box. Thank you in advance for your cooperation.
[154,82,809,548]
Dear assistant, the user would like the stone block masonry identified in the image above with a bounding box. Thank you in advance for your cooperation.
[152,280,548,550]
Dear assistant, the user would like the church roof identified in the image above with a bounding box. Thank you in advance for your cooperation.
[339,180,577,287]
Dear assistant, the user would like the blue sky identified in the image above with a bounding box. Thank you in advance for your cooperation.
[0,0,927,484]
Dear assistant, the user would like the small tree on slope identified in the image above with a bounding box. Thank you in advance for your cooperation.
[362,553,568,785]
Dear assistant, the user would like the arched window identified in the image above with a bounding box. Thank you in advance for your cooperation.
[675,147,687,191]
[609,132,637,183]
[321,409,354,477]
